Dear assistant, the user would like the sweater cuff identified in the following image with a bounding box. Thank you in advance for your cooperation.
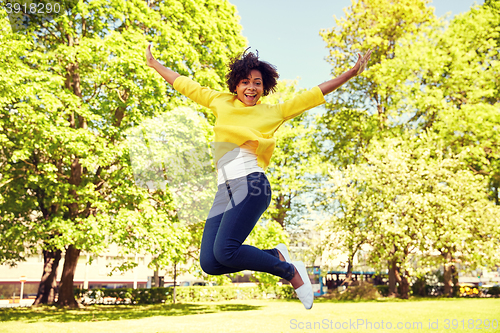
[172,75,189,92]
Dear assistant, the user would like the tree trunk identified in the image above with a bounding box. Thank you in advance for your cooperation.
[153,265,160,287]
[33,249,62,305]
[274,193,286,228]
[443,252,453,296]
[173,263,177,304]
[388,259,399,297]
[56,245,81,308]
[342,255,355,286]
[347,258,353,280]
[399,270,410,299]
[451,265,459,296]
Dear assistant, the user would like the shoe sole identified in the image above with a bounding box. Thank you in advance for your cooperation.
[293,261,314,310]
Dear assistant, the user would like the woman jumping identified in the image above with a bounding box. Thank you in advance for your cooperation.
[146,44,371,309]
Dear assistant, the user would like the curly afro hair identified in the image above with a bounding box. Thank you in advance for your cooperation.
[226,48,279,96]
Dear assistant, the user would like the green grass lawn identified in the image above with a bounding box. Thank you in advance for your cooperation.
[1,298,499,333]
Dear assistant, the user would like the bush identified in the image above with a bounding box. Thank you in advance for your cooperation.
[487,286,500,296]
[274,285,295,299]
[375,285,389,297]
[75,287,174,305]
[326,283,382,301]
[411,277,426,296]
[75,285,296,305]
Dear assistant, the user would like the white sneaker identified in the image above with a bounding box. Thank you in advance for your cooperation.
[275,243,291,262]
[292,261,314,310]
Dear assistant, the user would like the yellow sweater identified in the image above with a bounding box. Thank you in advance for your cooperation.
[173,76,326,170]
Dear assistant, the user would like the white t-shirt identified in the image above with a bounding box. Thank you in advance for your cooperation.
[217,140,264,185]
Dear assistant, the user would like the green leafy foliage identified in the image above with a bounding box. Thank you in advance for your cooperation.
[319,132,500,297]
[0,0,245,306]
[318,0,438,166]
[375,3,500,202]
[317,0,500,298]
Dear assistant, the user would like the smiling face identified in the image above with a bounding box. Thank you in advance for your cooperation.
[235,69,264,106]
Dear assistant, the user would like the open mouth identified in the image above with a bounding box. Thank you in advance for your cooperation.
[239,90,260,105]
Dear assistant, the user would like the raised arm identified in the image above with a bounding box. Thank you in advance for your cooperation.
[318,49,372,96]
[146,44,180,86]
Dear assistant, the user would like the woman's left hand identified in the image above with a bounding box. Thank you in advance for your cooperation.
[352,49,373,76]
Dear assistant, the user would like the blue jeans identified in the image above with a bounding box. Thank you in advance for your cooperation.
[200,172,295,281]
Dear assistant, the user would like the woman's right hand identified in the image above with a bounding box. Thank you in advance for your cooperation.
[145,43,180,85]
[146,44,157,68]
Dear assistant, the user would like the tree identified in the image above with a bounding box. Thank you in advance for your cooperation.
[318,0,438,167]
[318,0,500,295]
[368,4,500,295]
[317,0,439,287]
[319,132,500,298]
[369,135,499,296]
[0,18,42,267]
[124,105,216,303]
[317,164,376,286]
[109,201,193,304]
[0,0,245,307]
[374,2,500,204]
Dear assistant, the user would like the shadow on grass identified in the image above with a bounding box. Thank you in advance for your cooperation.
[265,295,482,305]
[312,296,491,303]
[0,302,263,323]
